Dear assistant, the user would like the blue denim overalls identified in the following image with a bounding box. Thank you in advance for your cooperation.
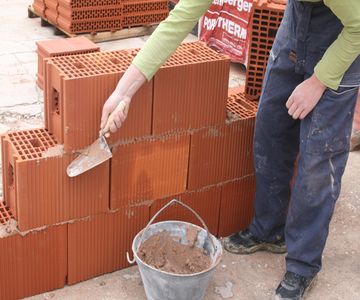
[248,0,360,278]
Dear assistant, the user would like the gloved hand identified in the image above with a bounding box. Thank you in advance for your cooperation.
[100,63,147,137]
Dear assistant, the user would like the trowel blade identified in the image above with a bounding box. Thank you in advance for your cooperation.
[66,135,112,177]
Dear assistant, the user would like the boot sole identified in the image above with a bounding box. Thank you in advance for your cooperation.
[271,275,318,300]
[223,241,287,255]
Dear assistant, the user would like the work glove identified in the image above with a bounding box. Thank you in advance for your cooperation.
[100,64,146,137]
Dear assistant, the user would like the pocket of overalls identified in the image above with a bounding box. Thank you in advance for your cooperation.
[260,43,282,99]
[305,85,359,154]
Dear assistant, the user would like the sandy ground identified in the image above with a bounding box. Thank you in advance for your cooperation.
[1,1,359,299]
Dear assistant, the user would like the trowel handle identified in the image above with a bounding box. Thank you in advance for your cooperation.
[102,101,127,134]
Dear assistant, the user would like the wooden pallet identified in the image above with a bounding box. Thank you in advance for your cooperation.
[27,5,157,43]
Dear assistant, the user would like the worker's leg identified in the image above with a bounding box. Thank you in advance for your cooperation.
[247,53,303,242]
[247,1,306,242]
[285,85,359,278]
[224,0,304,253]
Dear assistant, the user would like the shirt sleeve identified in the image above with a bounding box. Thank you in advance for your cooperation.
[132,0,213,81]
[314,0,360,90]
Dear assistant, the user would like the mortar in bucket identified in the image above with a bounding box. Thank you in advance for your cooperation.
[127,199,223,300]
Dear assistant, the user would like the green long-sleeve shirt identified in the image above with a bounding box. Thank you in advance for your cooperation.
[132,0,360,90]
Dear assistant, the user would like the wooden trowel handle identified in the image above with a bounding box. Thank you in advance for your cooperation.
[102,101,127,134]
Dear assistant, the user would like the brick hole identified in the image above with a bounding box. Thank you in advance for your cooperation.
[29,138,42,148]
[52,88,60,115]
[8,163,14,188]
[268,28,277,38]
[109,57,122,65]
[73,61,86,69]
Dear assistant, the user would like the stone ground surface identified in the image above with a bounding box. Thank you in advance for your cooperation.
[1,1,359,299]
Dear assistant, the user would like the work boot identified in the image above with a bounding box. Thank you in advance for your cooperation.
[223,229,287,254]
[273,271,317,300]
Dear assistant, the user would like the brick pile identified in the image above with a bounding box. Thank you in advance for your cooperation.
[31,0,169,34]
[1,40,257,298]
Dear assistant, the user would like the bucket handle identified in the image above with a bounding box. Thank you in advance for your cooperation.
[127,199,215,264]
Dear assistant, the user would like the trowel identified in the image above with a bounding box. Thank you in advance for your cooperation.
[66,101,127,177]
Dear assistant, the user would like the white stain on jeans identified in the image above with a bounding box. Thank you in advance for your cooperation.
[329,158,335,197]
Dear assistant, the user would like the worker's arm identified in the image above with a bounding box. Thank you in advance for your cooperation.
[287,0,360,120]
[133,0,213,80]
[101,0,213,134]
[315,0,360,90]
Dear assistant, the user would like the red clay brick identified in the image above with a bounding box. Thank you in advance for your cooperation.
[0,201,13,225]
[1,128,109,231]
[122,10,168,27]
[0,224,67,300]
[149,186,222,236]
[187,93,256,190]
[58,0,122,9]
[44,0,58,10]
[36,37,99,90]
[45,50,152,152]
[152,42,230,135]
[218,175,256,237]
[110,134,190,209]
[37,37,99,57]
[68,205,149,284]
[245,0,285,100]
[123,0,168,14]
[57,15,123,33]
[58,5,123,21]
[228,85,245,97]
[45,8,59,25]
[33,0,46,18]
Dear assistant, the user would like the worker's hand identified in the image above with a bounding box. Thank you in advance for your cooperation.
[286,74,326,120]
[101,94,131,137]
[100,64,147,137]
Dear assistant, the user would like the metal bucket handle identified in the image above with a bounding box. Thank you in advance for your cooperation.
[127,198,215,264]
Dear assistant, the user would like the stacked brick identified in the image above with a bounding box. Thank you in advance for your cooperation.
[31,0,169,34]
[33,0,46,17]
[1,41,257,298]
[44,0,59,24]
[245,0,287,100]
[122,0,169,28]
[36,36,100,90]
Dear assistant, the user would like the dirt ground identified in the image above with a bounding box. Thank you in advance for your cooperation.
[1,1,359,299]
